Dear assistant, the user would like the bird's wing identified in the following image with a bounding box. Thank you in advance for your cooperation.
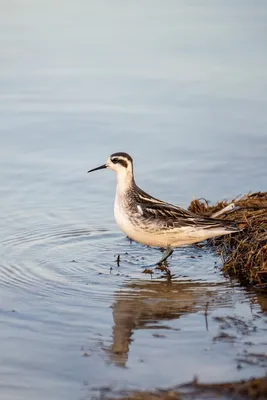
[137,202,194,219]
[136,202,239,230]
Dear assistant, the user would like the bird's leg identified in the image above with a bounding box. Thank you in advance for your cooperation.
[155,247,174,280]
[157,247,173,265]
[142,247,173,273]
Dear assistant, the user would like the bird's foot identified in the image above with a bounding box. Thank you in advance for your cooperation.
[155,264,173,280]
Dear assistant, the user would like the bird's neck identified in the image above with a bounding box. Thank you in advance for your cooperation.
[116,170,135,195]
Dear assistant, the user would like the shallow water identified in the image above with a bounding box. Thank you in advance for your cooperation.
[1,1,267,399]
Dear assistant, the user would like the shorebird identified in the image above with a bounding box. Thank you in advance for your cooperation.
[88,152,241,265]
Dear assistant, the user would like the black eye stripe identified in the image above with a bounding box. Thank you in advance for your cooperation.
[118,159,128,168]
[111,158,128,168]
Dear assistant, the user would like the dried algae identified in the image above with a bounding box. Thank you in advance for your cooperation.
[188,192,267,289]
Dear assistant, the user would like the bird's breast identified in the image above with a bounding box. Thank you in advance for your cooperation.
[114,192,167,247]
[114,193,133,235]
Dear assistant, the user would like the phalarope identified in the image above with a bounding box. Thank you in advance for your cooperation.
[88,152,241,265]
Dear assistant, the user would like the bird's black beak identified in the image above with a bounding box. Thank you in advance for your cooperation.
[87,164,107,173]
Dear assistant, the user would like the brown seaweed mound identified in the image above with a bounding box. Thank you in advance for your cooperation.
[188,192,267,289]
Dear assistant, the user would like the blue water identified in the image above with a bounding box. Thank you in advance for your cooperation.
[0,1,267,399]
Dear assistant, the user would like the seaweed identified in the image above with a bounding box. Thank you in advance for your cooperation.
[188,192,267,289]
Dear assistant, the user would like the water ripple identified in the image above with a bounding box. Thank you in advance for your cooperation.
[2,226,109,248]
[0,223,116,301]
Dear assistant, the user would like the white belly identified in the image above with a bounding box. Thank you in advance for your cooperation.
[114,193,228,248]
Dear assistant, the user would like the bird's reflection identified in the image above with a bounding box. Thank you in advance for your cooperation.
[107,279,230,367]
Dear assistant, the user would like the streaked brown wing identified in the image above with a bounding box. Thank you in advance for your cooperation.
[136,202,238,230]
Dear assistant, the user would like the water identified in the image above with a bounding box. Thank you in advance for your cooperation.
[1,1,267,399]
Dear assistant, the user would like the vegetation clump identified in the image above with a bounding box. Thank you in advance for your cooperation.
[188,192,267,289]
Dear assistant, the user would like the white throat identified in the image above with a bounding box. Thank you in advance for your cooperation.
[116,169,134,195]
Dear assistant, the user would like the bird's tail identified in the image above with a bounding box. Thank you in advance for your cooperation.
[204,218,245,234]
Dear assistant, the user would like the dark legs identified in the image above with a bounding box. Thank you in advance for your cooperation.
[156,247,173,265]
[142,247,174,278]
[154,247,174,280]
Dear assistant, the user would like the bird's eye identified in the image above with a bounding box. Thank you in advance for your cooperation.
[112,158,119,164]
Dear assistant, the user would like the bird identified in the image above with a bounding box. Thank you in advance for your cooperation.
[88,152,241,265]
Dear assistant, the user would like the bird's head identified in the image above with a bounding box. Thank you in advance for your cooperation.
[88,152,134,189]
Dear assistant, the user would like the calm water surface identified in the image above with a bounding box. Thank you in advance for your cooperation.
[1,1,267,399]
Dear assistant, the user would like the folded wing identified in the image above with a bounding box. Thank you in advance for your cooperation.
[136,202,239,231]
